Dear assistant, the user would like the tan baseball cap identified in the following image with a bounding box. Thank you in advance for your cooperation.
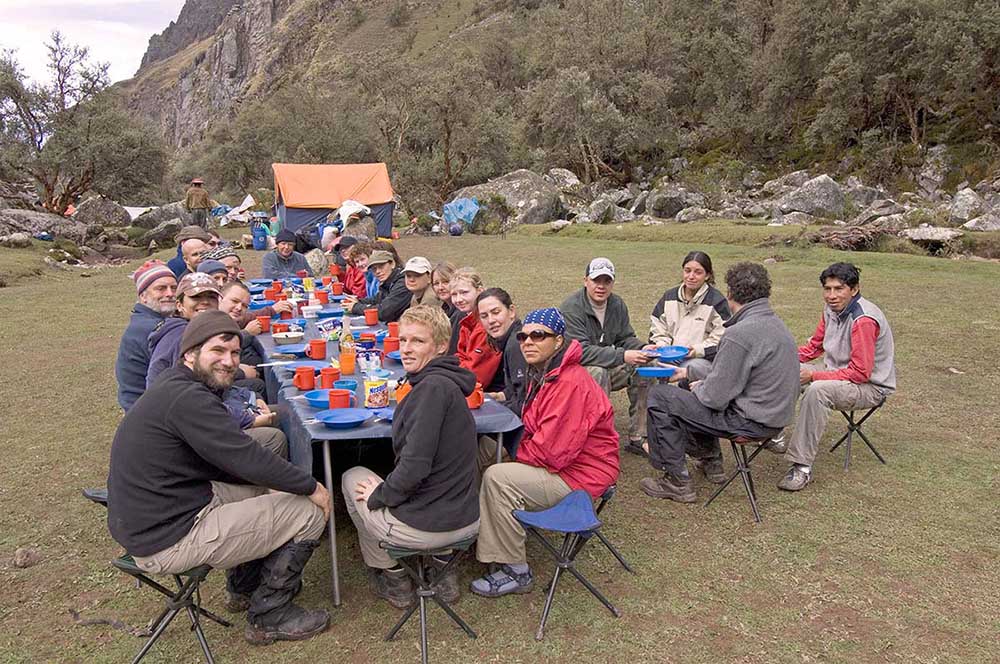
[368,250,395,267]
[177,272,222,298]
[403,256,432,274]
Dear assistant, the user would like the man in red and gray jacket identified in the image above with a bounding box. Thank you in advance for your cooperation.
[779,262,896,491]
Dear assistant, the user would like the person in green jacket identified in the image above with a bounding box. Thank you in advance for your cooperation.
[559,257,652,450]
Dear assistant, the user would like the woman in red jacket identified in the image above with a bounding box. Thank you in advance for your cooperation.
[450,267,501,387]
[471,308,620,598]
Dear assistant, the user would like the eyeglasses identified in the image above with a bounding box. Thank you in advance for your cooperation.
[516,330,558,343]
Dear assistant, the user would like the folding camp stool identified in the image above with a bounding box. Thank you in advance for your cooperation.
[570,485,635,574]
[82,489,231,664]
[513,490,622,641]
[830,398,888,470]
[703,436,772,523]
[380,536,478,664]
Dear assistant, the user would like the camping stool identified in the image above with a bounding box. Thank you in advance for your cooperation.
[380,536,478,664]
[513,490,622,641]
[830,398,888,470]
[570,485,635,574]
[703,436,771,523]
[81,489,231,664]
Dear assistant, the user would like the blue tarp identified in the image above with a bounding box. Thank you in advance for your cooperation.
[443,197,480,226]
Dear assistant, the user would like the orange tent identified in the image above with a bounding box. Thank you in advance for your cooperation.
[272,163,395,236]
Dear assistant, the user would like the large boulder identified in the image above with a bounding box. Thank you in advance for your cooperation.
[647,184,704,219]
[578,199,636,225]
[134,201,192,229]
[761,170,811,197]
[963,212,1000,231]
[140,218,184,246]
[778,175,845,219]
[917,145,950,200]
[0,232,32,248]
[73,195,131,227]
[850,199,907,226]
[949,188,984,224]
[769,211,820,226]
[451,170,562,226]
[900,225,963,243]
[0,209,88,242]
[675,206,715,223]
[341,215,378,240]
[544,168,582,191]
[844,176,885,207]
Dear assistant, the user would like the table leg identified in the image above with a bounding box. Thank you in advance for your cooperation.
[321,440,341,606]
[495,432,504,465]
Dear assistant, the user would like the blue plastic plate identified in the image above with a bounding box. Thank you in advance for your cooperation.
[272,316,308,328]
[248,285,266,295]
[282,360,328,372]
[289,277,303,285]
[371,407,395,422]
[385,350,402,362]
[302,389,332,409]
[369,368,392,379]
[636,366,677,379]
[313,408,373,429]
[273,343,308,357]
[317,308,344,318]
[329,294,346,301]
[249,278,274,286]
[375,329,389,342]
[249,300,275,310]
[644,345,689,363]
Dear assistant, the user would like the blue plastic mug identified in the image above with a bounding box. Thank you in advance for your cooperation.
[334,379,358,392]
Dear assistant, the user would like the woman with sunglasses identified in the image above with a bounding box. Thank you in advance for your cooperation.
[449,268,501,387]
[471,308,619,598]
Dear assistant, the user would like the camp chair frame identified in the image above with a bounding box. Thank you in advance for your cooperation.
[704,437,771,523]
[830,399,888,470]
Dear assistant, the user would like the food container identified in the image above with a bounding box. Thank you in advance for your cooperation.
[272,331,305,345]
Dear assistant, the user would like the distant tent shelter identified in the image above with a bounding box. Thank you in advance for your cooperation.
[272,162,396,238]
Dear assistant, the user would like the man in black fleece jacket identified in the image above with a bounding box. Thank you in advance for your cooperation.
[107,310,332,645]
[342,305,480,608]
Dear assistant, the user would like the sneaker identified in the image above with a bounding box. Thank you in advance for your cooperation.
[694,457,726,484]
[639,473,697,503]
[469,565,534,598]
[764,434,787,454]
[777,465,812,491]
[368,567,414,609]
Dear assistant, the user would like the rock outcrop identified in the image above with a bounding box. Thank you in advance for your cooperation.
[451,169,562,226]
[0,209,88,243]
[777,175,845,219]
[73,196,132,227]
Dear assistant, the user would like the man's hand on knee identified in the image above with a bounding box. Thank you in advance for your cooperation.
[309,482,332,520]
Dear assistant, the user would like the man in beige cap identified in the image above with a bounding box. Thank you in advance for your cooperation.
[344,249,411,323]
[402,256,440,309]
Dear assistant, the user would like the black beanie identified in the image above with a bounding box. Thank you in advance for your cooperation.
[179,310,241,357]
[276,229,296,245]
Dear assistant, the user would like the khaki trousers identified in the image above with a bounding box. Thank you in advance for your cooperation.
[246,426,288,458]
[133,482,325,575]
[785,377,887,467]
[476,463,572,565]
[586,364,643,439]
[341,466,480,570]
[476,435,510,478]
[631,358,713,442]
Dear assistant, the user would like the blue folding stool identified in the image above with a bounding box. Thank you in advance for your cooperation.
[513,490,624,641]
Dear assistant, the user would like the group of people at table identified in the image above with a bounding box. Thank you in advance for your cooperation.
[107,223,896,645]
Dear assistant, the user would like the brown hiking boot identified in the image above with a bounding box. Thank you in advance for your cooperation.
[368,567,414,609]
[690,457,726,484]
[640,473,697,503]
[430,556,461,603]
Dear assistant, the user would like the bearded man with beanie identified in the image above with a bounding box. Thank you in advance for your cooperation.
[108,310,332,644]
[262,228,313,279]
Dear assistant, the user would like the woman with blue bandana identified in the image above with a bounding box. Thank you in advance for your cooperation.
[471,308,620,598]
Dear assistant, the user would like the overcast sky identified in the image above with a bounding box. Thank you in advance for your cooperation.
[1,0,187,83]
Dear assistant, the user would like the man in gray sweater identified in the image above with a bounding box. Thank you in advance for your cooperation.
[641,263,800,503]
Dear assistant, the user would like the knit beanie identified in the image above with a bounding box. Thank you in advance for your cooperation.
[132,260,176,295]
[179,310,241,357]
[275,229,296,245]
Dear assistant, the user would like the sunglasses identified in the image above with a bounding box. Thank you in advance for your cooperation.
[516,330,558,343]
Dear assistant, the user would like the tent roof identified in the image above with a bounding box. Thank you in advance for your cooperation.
[272,163,394,209]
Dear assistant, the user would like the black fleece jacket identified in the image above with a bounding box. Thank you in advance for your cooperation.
[367,355,480,532]
[107,365,317,557]
[350,267,411,322]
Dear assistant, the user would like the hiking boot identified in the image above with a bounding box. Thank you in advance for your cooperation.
[639,473,697,503]
[777,465,813,492]
[245,541,330,645]
[430,555,461,604]
[764,434,787,454]
[368,566,414,609]
[624,437,649,458]
[229,578,303,613]
[694,457,726,484]
[469,564,534,598]
[226,560,262,613]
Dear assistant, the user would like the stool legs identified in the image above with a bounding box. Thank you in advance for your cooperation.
[830,408,886,470]
[704,441,764,523]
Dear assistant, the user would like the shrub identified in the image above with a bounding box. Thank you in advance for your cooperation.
[386,1,410,27]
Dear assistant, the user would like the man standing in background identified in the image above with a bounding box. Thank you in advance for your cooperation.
[185,178,211,228]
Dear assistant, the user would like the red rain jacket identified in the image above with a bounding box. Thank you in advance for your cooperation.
[343,266,367,298]
[456,312,501,387]
[515,340,620,497]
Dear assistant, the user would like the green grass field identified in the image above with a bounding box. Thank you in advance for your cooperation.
[1,228,998,663]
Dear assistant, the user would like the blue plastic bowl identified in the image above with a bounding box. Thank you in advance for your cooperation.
[644,345,689,363]
[249,278,274,286]
[313,408,373,430]
[274,343,309,357]
[385,350,402,362]
[248,285,266,295]
[302,389,332,409]
[636,366,677,379]
[317,308,344,318]
[271,316,308,328]
[289,277,303,285]
[249,300,275,310]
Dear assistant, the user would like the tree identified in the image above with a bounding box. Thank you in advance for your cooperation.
[0,32,167,212]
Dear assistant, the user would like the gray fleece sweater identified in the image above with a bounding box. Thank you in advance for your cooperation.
[692,298,799,428]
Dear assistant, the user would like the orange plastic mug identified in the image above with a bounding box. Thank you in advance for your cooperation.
[280,310,292,320]
[271,323,289,334]
[364,308,379,325]
[331,282,344,296]
[257,315,271,333]
[329,264,341,277]
[271,280,282,290]
[382,336,400,353]
[339,350,355,375]
[322,276,332,286]
[293,366,315,390]
[307,339,326,360]
[328,388,356,409]
[466,382,484,409]
[316,290,329,304]
[319,367,341,389]
[387,322,400,337]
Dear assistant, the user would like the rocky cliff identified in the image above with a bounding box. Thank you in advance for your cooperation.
[141,0,240,68]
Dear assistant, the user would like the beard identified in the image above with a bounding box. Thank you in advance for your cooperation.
[191,358,237,391]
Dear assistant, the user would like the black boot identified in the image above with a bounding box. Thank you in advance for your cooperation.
[225,560,263,613]
[367,566,415,609]
[430,555,461,603]
[244,540,330,645]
